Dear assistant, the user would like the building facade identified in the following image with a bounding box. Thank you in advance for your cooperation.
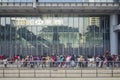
[0,0,120,57]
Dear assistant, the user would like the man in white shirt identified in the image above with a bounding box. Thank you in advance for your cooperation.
[3,58,8,68]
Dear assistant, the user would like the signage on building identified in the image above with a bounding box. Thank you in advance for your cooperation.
[12,18,63,26]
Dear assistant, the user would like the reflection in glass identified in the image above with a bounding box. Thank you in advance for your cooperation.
[0,15,110,57]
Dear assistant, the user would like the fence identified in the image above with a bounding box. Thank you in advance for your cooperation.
[0,61,120,78]
[0,61,120,68]
[0,67,120,78]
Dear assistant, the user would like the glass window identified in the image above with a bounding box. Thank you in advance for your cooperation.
[1,0,8,2]
[20,0,26,2]
[14,0,20,2]
[8,0,14,2]
[27,0,32,2]
[0,15,110,57]
[1,17,5,26]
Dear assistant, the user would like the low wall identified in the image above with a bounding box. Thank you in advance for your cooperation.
[0,78,120,80]
[0,68,120,78]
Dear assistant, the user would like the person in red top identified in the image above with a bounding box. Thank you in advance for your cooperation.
[0,55,4,60]
[51,55,57,67]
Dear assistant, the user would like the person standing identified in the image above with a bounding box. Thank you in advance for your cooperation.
[3,58,8,68]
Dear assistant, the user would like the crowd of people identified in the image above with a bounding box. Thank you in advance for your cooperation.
[0,51,120,68]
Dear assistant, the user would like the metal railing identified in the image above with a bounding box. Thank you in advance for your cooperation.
[0,0,119,3]
[0,0,119,8]
[0,61,120,68]
[0,61,120,78]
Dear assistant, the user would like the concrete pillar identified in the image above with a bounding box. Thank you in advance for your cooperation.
[110,14,118,55]
[33,0,36,8]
